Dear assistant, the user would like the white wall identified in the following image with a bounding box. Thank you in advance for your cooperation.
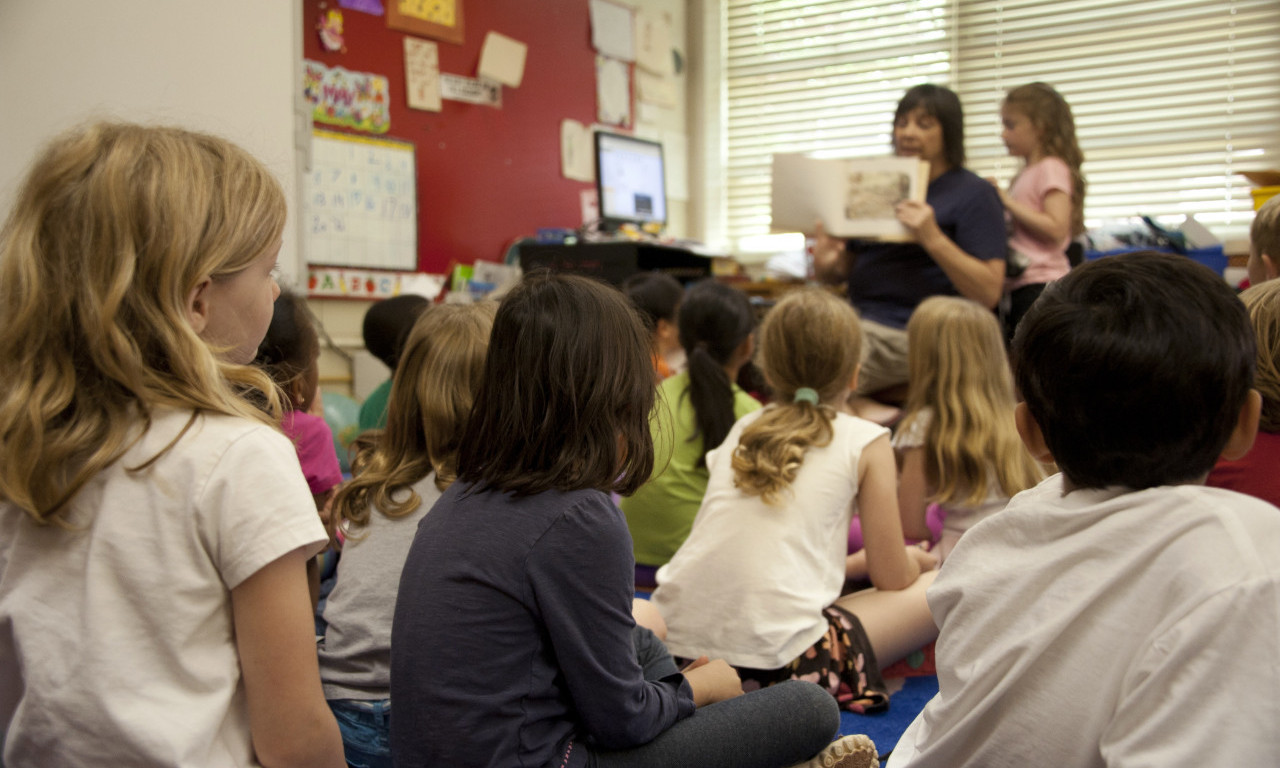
[0,0,306,278]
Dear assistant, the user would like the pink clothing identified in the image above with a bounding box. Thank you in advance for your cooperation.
[1006,156,1073,290]
[282,410,344,496]
[1207,429,1280,509]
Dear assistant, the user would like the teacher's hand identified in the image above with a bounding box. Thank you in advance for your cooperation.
[895,200,941,243]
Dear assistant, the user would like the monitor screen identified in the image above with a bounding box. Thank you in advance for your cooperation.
[595,132,667,230]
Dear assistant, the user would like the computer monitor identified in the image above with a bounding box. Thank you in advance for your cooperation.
[595,132,667,232]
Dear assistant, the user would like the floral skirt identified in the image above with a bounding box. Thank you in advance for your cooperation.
[734,605,889,714]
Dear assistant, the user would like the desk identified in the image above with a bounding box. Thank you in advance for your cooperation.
[518,241,715,286]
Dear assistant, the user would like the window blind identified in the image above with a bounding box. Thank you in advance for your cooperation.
[956,0,1280,241]
[722,0,1280,245]
[724,0,953,240]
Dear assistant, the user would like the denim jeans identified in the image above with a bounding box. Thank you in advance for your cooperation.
[329,698,392,768]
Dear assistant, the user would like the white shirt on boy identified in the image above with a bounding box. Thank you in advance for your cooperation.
[890,474,1280,767]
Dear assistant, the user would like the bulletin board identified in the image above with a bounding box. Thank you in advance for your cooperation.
[301,0,603,274]
[304,129,418,269]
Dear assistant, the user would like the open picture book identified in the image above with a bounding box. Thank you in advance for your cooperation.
[770,154,930,241]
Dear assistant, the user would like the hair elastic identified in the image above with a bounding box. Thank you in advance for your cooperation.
[793,387,819,405]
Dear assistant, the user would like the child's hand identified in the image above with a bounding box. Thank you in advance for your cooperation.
[682,656,744,706]
[908,541,939,572]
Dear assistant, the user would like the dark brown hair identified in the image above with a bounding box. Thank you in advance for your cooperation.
[456,272,656,496]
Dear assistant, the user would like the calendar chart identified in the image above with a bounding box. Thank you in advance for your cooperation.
[305,130,418,270]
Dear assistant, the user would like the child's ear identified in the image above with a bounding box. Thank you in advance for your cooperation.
[1220,389,1262,462]
[1264,253,1279,281]
[849,363,861,393]
[186,278,213,334]
[1014,402,1055,463]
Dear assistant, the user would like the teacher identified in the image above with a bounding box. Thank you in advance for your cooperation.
[814,84,1006,399]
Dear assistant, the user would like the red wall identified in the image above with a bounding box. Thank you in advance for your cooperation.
[302,0,601,274]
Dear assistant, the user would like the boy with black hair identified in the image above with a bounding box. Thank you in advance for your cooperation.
[889,251,1280,767]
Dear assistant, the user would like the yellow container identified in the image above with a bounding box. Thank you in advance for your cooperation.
[1253,186,1280,211]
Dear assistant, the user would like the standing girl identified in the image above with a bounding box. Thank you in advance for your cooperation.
[318,301,495,768]
[895,296,1045,563]
[993,81,1086,341]
[391,273,877,768]
[653,288,938,712]
[621,278,760,585]
[0,123,343,767]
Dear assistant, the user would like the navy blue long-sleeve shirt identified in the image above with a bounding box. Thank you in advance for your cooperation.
[390,483,696,768]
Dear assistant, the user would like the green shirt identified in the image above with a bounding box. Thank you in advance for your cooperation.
[621,372,761,567]
[358,378,393,432]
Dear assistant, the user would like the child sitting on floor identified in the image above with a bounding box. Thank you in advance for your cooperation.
[390,273,878,768]
[893,296,1043,563]
[653,288,938,713]
[622,270,685,380]
[890,251,1280,766]
[320,301,495,768]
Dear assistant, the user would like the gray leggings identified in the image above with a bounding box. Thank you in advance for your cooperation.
[585,628,840,768]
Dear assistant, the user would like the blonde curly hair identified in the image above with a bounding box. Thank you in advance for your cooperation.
[731,289,861,505]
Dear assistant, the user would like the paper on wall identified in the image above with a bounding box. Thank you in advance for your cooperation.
[404,37,442,112]
[561,119,595,182]
[589,0,635,62]
[596,56,630,126]
[478,31,528,88]
[634,9,673,76]
[635,69,676,108]
[441,74,502,107]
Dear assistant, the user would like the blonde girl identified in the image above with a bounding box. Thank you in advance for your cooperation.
[318,301,494,768]
[653,288,938,713]
[993,81,1087,341]
[896,296,1045,562]
[0,123,343,767]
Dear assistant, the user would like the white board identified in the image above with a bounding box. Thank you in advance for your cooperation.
[305,130,418,269]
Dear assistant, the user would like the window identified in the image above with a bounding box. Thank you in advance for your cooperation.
[720,0,1280,246]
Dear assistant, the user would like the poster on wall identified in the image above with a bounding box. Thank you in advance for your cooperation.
[304,129,417,269]
[404,37,442,111]
[596,55,630,127]
[303,60,391,134]
[387,0,465,45]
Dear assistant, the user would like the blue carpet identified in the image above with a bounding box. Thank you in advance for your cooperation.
[838,676,937,762]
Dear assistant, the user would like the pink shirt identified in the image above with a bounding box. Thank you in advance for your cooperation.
[281,410,344,496]
[1007,156,1073,290]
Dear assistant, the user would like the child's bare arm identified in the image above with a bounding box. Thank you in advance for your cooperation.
[995,183,1072,244]
[680,656,744,707]
[232,548,345,768]
[897,446,935,541]
[858,434,922,591]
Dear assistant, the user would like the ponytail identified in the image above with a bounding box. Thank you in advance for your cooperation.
[676,281,756,467]
[730,288,863,503]
[731,399,836,505]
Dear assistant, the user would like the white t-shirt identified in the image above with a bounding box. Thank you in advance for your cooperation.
[653,408,888,669]
[889,474,1280,767]
[0,409,328,768]
[319,473,440,700]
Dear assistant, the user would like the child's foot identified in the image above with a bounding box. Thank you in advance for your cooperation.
[790,733,878,768]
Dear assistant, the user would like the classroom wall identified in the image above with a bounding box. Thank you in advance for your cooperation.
[305,0,691,397]
[0,0,305,278]
[300,0,689,275]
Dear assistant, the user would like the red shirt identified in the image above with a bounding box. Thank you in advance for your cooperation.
[1207,429,1280,509]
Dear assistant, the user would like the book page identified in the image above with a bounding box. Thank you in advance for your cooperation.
[771,154,927,241]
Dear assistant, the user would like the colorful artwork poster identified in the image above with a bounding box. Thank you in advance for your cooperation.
[303,60,391,134]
